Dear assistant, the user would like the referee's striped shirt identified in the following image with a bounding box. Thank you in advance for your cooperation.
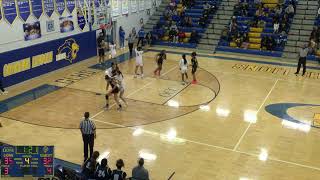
[80,118,96,135]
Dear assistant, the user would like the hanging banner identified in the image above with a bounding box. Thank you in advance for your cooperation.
[94,0,99,8]
[111,0,119,16]
[30,0,43,19]
[17,0,31,21]
[145,0,151,9]
[2,0,17,24]
[121,0,128,14]
[55,0,65,16]
[76,0,86,30]
[131,0,137,13]
[43,0,55,17]
[23,21,41,41]
[65,0,75,13]
[138,0,143,11]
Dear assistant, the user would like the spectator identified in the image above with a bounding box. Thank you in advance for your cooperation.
[82,151,100,179]
[111,159,127,180]
[95,158,112,180]
[274,21,279,34]
[234,32,242,48]
[309,38,317,54]
[199,15,206,28]
[261,36,267,50]
[274,5,282,16]
[164,7,171,20]
[178,30,186,42]
[145,32,152,45]
[80,112,96,161]
[221,27,229,41]
[132,27,137,38]
[137,27,145,47]
[189,30,199,43]
[310,27,317,40]
[97,32,106,64]
[241,32,249,49]
[132,158,149,180]
[285,4,294,18]
[186,17,193,27]
[266,36,275,51]
[119,26,125,49]
[169,28,178,43]
[127,33,135,57]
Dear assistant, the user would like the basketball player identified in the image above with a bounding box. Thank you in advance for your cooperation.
[105,62,117,90]
[105,75,122,111]
[111,159,127,180]
[109,41,117,61]
[94,158,112,180]
[179,54,188,85]
[153,50,166,77]
[191,52,198,84]
[97,32,105,64]
[114,68,127,106]
[134,47,144,78]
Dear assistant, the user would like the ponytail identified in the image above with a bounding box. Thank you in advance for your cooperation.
[182,54,187,65]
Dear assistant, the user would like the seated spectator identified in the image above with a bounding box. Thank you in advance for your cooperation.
[274,5,282,16]
[178,30,186,42]
[169,28,178,42]
[111,159,127,180]
[254,0,261,7]
[234,32,242,48]
[164,7,171,20]
[285,4,294,18]
[82,151,100,179]
[309,38,317,54]
[170,0,176,9]
[257,19,265,28]
[199,15,206,28]
[221,27,230,41]
[203,2,211,15]
[186,17,193,27]
[310,27,317,40]
[266,36,275,51]
[170,22,177,30]
[276,31,287,47]
[241,32,249,49]
[261,36,268,50]
[181,17,188,27]
[274,21,279,34]
[132,158,149,180]
[95,158,112,180]
[189,30,199,43]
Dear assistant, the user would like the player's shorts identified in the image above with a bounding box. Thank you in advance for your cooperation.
[111,87,120,94]
[136,60,143,66]
[180,68,187,74]
[99,49,105,56]
[192,67,197,74]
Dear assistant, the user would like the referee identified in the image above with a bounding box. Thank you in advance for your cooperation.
[295,44,309,76]
[80,112,96,162]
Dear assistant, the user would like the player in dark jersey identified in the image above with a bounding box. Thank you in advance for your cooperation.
[82,151,100,179]
[95,158,112,180]
[153,50,166,77]
[105,73,122,111]
[111,159,127,180]
[191,52,198,84]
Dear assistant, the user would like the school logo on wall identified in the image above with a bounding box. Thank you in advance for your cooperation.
[57,39,80,63]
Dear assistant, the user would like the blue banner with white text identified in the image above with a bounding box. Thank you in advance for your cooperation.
[0,31,97,87]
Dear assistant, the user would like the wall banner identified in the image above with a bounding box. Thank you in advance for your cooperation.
[65,0,75,13]
[43,0,55,17]
[76,0,86,30]
[0,31,97,87]
[59,15,74,32]
[111,0,119,16]
[17,0,31,21]
[30,0,43,19]
[121,0,128,14]
[55,0,65,16]
[2,0,17,24]
[23,21,41,41]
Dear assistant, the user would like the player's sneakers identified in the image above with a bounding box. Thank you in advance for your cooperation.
[192,80,197,84]
[140,74,144,79]
[134,74,137,78]
[105,104,109,110]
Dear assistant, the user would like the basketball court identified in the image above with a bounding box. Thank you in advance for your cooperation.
[1,47,320,179]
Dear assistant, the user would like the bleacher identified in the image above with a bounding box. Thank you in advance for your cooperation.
[216,0,295,57]
[152,0,221,48]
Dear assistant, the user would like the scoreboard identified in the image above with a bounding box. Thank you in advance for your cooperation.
[0,146,54,177]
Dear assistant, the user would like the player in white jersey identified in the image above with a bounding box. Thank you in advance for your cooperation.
[114,67,127,106]
[179,54,188,85]
[105,62,117,90]
[134,47,144,78]
[109,41,117,59]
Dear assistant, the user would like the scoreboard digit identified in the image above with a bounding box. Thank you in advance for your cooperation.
[0,146,54,177]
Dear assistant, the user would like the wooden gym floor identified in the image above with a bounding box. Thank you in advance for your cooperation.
[1,47,320,179]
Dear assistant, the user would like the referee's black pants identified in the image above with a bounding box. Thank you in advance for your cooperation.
[296,57,307,75]
[82,134,94,160]
[128,43,134,57]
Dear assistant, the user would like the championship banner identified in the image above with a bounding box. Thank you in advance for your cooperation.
[43,0,54,17]
[23,21,41,40]
[55,0,65,15]
[145,0,151,9]
[121,0,128,14]
[0,31,97,87]
[2,0,17,24]
[17,0,31,21]
[131,0,137,13]
[30,0,43,19]
[138,0,143,11]
[65,0,75,13]
[76,0,86,30]
[111,0,119,16]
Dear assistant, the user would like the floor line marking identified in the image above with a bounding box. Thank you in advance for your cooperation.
[91,66,177,119]
[233,79,279,151]
[92,118,320,172]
